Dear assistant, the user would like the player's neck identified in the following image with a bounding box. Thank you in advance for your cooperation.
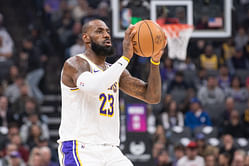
[84,48,106,66]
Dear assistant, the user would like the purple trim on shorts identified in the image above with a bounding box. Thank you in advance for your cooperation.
[62,141,79,166]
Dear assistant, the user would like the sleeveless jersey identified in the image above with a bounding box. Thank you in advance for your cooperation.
[58,54,120,146]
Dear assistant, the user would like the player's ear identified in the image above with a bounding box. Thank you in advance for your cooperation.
[82,34,90,44]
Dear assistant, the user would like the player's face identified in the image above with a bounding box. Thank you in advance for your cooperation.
[88,21,114,56]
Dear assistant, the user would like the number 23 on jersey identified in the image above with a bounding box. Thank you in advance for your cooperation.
[99,93,114,117]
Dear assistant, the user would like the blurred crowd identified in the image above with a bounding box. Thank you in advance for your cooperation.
[0,0,249,166]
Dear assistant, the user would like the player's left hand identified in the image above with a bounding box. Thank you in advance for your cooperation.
[151,49,164,63]
[151,31,167,63]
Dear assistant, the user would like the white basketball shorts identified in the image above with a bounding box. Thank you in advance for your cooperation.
[58,140,133,166]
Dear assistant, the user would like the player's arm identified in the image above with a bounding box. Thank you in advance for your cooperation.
[119,50,164,104]
[62,25,136,96]
[62,56,91,88]
[62,55,131,96]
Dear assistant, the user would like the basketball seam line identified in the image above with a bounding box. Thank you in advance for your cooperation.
[144,20,154,57]
[138,22,145,56]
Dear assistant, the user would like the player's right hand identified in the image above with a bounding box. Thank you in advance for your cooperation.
[122,25,136,60]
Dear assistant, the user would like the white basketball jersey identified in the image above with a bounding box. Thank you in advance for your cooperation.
[58,54,120,146]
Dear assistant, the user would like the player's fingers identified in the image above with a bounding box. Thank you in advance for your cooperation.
[129,29,136,39]
[125,24,135,36]
[154,49,164,58]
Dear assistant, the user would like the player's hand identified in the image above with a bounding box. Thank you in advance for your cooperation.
[151,49,165,63]
[122,25,136,60]
[151,32,166,63]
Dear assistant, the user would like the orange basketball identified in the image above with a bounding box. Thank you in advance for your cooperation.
[132,20,166,57]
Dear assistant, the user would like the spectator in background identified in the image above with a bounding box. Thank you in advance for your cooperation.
[167,71,189,105]
[43,0,62,27]
[25,124,43,149]
[153,125,167,145]
[159,100,184,130]
[65,21,82,48]
[185,98,212,130]
[245,155,249,166]
[66,0,78,10]
[156,7,179,26]
[221,38,236,62]
[22,37,44,103]
[167,71,189,94]
[20,113,49,145]
[232,151,246,166]
[219,97,235,127]
[29,24,53,65]
[188,40,205,64]
[196,15,209,30]
[172,144,185,166]
[2,143,26,166]
[219,134,237,162]
[37,138,58,163]
[17,51,29,75]
[196,133,218,157]
[225,76,248,103]
[2,151,26,166]
[155,148,172,166]
[15,97,39,124]
[198,75,225,106]
[242,99,249,136]
[0,96,16,127]
[10,134,29,163]
[57,10,74,47]
[4,76,27,104]
[196,68,208,88]
[160,57,176,87]
[181,88,196,113]
[244,36,249,59]
[8,152,26,166]
[72,0,92,21]
[7,123,20,142]
[228,48,249,75]
[222,110,247,138]
[217,65,231,90]
[177,141,205,166]
[234,27,248,51]
[199,44,220,71]
[0,13,14,60]
[205,154,217,166]
[4,143,18,157]
[69,35,85,57]
[218,152,231,166]
[0,13,14,83]
[28,147,42,166]
[152,141,166,161]
[174,57,196,72]
[40,146,58,166]
[6,65,20,85]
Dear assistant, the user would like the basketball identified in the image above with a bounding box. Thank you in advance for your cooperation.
[132,20,166,57]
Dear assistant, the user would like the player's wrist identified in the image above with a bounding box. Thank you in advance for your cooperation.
[122,56,130,63]
[150,58,160,65]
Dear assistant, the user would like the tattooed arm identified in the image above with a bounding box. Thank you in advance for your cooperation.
[119,50,164,104]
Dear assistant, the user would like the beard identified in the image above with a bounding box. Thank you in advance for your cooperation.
[91,40,114,57]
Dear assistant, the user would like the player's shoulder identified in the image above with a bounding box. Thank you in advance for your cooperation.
[65,55,88,65]
[63,54,90,73]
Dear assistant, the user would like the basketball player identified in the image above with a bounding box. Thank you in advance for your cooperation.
[58,19,165,166]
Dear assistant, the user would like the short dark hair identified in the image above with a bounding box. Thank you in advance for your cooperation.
[82,19,105,34]
[174,144,185,151]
